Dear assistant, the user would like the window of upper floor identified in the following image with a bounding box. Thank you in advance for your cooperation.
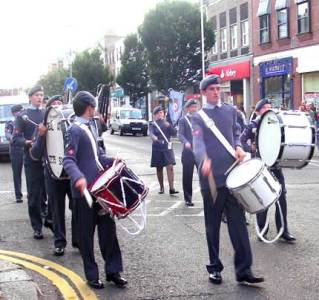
[296,0,311,34]
[257,0,271,44]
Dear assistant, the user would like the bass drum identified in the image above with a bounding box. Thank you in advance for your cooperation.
[257,110,315,168]
[44,104,74,180]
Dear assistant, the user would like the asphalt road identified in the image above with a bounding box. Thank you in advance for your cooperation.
[1,132,319,299]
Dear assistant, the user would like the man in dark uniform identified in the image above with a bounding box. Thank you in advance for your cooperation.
[240,98,295,242]
[30,95,78,256]
[192,74,264,285]
[149,106,179,194]
[12,85,47,239]
[5,105,24,203]
[178,99,198,206]
[63,91,126,289]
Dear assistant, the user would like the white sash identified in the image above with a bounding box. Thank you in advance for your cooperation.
[198,109,236,158]
[153,121,172,150]
[185,115,193,131]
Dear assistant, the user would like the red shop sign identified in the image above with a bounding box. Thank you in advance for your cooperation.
[208,60,250,81]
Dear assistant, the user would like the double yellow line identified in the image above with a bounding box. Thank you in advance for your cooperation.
[0,250,97,300]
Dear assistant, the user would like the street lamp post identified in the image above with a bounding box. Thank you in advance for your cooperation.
[200,0,205,79]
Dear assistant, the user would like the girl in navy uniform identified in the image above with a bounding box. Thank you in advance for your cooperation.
[149,106,179,194]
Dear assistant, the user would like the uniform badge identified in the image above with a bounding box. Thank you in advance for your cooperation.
[192,129,200,136]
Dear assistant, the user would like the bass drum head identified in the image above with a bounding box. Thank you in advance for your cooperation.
[226,158,263,189]
[257,110,282,167]
[44,106,72,179]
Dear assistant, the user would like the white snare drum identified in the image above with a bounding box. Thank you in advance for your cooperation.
[257,110,315,168]
[226,159,281,214]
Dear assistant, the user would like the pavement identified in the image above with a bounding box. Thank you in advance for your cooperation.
[0,132,319,299]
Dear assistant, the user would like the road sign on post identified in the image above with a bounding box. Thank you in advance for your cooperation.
[64,77,78,93]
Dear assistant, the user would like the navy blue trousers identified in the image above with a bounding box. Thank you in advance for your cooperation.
[181,149,197,203]
[24,162,45,232]
[9,148,23,200]
[74,198,123,281]
[202,187,252,278]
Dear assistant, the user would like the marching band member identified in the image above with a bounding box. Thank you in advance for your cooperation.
[30,95,78,256]
[192,75,264,285]
[240,99,295,242]
[12,86,48,239]
[63,91,126,289]
[5,105,24,203]
[178,99,198,206]
[149,106,179,195]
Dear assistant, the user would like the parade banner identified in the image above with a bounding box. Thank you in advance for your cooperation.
[168,89,184,126]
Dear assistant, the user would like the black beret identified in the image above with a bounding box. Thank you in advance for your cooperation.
[153,105,164,115]
[73,91,96,108]
[11,104,23,114]
[184,99,197,109]
[46,95,63,107]
[255,98,271,112]
[199,74,221,90]
[28,85,43,97]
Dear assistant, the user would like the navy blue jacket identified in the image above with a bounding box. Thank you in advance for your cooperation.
[12,108,45,165]
[149,119,176,152]
[178,115,193,149]
[63,121,114,198]
[240,118,259,153]
[192,104,241,188]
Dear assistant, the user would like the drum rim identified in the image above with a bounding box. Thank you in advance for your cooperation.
[226,158,265,190]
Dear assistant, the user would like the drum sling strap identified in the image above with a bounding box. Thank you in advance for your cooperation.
[153,121,172,150]
[185,115,193,131]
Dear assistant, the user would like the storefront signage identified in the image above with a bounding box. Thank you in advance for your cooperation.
[208,60,250,81]
[260,57,292,78]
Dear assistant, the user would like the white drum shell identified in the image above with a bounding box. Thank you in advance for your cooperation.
[226,159,281,214]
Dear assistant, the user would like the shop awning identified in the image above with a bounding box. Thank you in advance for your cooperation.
[275,0,289,10]
[257,0,271,16]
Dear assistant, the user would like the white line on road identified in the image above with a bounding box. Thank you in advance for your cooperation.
[159,201,182,216]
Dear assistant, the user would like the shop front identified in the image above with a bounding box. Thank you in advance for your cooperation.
[208,59,251,112]
[259,57,293,109]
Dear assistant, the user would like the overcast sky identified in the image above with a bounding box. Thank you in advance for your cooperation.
[0,0,196,88]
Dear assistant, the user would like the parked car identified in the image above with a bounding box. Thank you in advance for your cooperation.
[110,107,148,136]
[0,95,29,156]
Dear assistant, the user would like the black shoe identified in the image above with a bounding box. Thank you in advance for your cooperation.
[209,271,222,284]
[169,189,179,195]
[185,201,194,207]
[87,279,104,289]
[281,232,296,242]
[237,273,264,284]
[106,273,128,287]
[54,247,64,256]
[44,219,54,233]
[33,231,43,240]
[158,188,164,194]
[16,199,23,203]
[72,242,79,249]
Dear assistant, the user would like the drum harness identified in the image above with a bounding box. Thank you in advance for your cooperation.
[198,109,284,244]
[74,121,147,235]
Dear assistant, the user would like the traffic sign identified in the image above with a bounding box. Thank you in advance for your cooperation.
[64,77,78,93]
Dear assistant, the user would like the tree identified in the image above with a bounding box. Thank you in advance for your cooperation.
[72,48,113,95]
[37,68,68,96]
[139,0,214,92]
[116,34,150,105]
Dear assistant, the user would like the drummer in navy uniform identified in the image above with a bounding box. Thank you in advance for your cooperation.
[240,98,295,242]
[149,106,179,195]
[30,95,78,256]
[178,99,198,206]
[63,91,126,289]
[192,74,264,285]
[5,105,24,203]
[12,85,48,239]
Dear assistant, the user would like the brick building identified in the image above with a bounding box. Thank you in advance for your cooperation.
[205,0,253,113]
[252,0,319,109]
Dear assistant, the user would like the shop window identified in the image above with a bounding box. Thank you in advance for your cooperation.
[297,1,310,34]
[230,25,238,50]
[259,15,270,44]
[277,8,289,39]
[241,20,249,47]
[220,28,227,53]
[264,75,291,109]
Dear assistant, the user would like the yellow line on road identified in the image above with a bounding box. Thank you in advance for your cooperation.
[0,254,78,300]
[0,250,97,300]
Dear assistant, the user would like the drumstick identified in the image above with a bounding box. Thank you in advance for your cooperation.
[22,115,39,127]
[204,155,218,203]
[224,158,240,176]
[83,188,93,208]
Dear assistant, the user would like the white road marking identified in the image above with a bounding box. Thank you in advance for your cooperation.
[159,201,182,216]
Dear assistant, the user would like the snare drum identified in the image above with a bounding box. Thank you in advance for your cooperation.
[226,158,281,214]
[44,104,74,179]
[257,110,315,168]
[89,161,148,219]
